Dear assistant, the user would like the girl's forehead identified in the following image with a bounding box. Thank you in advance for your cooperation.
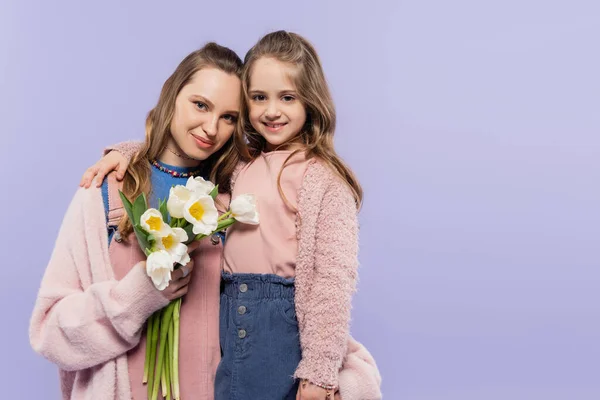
[249,58,298,90]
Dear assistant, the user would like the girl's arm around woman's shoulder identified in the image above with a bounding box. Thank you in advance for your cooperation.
[80,141,142,188]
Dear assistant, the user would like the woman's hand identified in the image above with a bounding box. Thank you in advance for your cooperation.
[146,240,202,301]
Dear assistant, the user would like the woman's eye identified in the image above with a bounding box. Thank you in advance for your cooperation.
[195,101,207,110]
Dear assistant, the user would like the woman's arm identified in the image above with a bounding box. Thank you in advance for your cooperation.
[29,187,169,371]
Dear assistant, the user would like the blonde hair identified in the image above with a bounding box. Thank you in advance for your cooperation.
[118,43,243,238]
[235,31,363,208]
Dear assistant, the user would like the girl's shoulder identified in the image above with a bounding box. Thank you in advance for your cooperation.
[302,158,351,195]
[299,158,357,214]
[235,160,248,170]
[230,160,249,189]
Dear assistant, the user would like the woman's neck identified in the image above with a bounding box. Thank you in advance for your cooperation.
[158,139,203,168]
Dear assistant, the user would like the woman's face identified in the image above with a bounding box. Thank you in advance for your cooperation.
[168,68,241,163]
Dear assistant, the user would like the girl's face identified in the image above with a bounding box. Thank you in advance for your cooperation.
[247,57,306,151]
[168,68,241,163]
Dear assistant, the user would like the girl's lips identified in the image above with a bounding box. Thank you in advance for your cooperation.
[263,122,287,133]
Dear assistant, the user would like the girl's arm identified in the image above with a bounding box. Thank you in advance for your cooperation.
[29,188,169,371]
[80,141,143,188]
[295,176,359,389]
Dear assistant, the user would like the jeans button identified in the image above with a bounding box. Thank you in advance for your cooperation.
[239,283,248,293]
[237,305,247,315]
[238,329,247,339]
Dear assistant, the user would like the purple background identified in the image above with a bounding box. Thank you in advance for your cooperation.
[2,0,599,399]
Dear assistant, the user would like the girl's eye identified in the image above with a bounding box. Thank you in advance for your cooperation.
[195,101,207,110]
[252,95,266,102]
[282,95,295,102]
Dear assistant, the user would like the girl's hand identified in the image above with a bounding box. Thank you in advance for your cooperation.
[80,151,129,188]
[296,380,339,400]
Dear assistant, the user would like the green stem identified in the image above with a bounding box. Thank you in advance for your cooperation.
[168,316,175,396]
[161,356,167,398]
[173,299,181,400]
[216,217,236,231]
[193,233,207,241]
[163,336,173,400]
[218,210,232,221]
[193,218,235,241]
[164,337,171,399]
[147,311,160,397]
[143,315,153,384]
[151,302,175,400]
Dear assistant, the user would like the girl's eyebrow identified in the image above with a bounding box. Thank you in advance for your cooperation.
[248,89,297,94]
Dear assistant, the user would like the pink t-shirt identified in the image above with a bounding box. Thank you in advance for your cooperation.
[223,150,311,278]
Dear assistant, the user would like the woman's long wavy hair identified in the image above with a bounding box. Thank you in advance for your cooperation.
[118,43,243,238]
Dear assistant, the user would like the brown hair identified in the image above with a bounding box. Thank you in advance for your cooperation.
[235,31,363,208]
[118,42,243,238]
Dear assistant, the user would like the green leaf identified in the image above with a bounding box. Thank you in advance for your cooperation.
[144,248,152,257]
[159,199,169,222]
[183,224,195,244]
[209,184,219,200]
[132,193,148,225]
[118,190,135,223]
[133,224,152,252]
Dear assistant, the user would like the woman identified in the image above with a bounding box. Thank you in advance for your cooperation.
[30,42,243,400]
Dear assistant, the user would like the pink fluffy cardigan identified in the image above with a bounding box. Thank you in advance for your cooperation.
[29,185,170,399]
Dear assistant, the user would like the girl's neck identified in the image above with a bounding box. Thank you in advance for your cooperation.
[263,140,305,153]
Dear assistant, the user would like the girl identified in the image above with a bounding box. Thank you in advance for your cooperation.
[88,31,381,400]
[219,31,363,400]
[30,43,244,400]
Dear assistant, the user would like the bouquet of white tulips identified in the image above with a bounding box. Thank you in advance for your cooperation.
[119,176,259,400]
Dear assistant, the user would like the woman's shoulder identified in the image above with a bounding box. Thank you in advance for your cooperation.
[59,184,106,233]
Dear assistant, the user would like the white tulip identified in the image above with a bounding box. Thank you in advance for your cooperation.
[182,193,219,235]
[167,185,192,218]
[186,176,215,196]
[140,209,170,238]
[146,250,174,291]
[230,194,260,225]
[156,227,190,266]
